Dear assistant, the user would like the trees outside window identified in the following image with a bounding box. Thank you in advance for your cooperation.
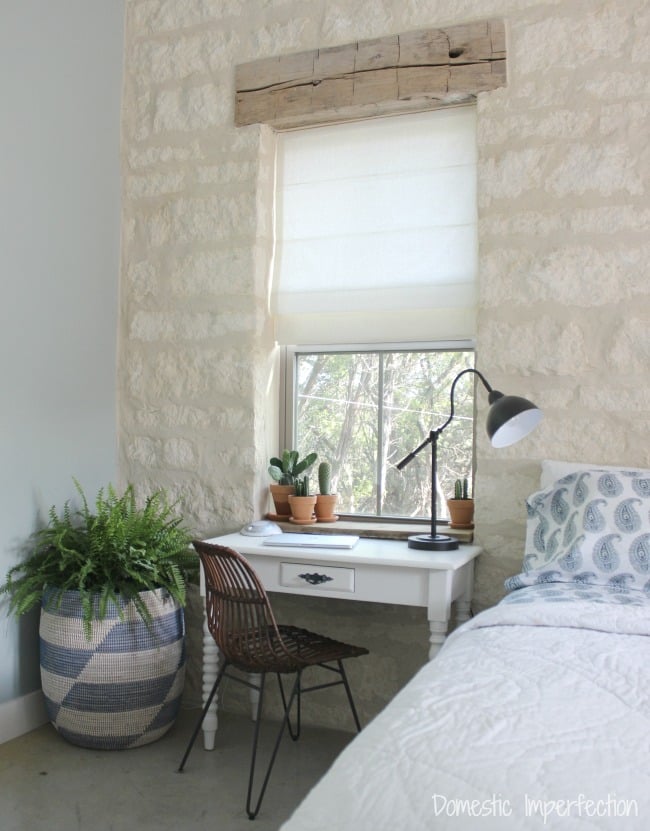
[290,347,475,519]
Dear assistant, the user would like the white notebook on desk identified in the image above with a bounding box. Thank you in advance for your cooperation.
[263,533,359,549]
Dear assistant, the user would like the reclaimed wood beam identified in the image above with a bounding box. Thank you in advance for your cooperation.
[235,19,506,128]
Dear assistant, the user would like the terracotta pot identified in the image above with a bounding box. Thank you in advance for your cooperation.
[288,494,317,523]
[269,484,294,518]
[446,499,475,529]
[315,494,338,522]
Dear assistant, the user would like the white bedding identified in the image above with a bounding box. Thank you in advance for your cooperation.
[281,586,650,830]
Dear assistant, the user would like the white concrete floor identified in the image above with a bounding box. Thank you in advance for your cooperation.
[0,708,354,831]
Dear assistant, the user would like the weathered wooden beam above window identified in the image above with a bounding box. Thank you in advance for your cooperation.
[235,19,506,129]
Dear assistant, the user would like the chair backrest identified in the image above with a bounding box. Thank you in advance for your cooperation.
[192,540,289,671]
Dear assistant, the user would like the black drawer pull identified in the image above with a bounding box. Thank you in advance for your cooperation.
[298,572,334,585]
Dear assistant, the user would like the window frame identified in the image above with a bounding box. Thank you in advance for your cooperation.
[280,339,476,522]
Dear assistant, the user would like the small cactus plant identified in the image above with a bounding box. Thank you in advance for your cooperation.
[447,477,474,529]
[315,461,338,522]
[453,478,471,500]
[294,475,310,497]
[318,461,332,495]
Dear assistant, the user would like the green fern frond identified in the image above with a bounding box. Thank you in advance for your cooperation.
[80,591,93,641]
[0,480,194,639]
[131,592,153,630]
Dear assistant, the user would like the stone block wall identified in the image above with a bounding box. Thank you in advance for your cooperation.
[120,0,649,723]
[473,0,649,607]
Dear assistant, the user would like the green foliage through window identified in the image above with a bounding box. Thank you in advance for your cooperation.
[291,347,475,519]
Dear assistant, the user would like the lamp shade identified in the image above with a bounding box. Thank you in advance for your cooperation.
[486,393,543,448]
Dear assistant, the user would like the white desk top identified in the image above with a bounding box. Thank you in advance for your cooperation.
[203,532,481,572]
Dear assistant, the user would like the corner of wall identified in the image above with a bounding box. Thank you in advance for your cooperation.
[0,691,47,746]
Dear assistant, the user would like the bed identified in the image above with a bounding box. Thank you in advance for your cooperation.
[280,461,650,830]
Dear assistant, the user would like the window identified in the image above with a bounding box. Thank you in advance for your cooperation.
[283,344,475,520]
[273,106,478,520]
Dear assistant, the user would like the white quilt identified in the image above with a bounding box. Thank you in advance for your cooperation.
[281,587,650,830]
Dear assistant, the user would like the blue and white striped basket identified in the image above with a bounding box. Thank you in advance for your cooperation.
[39,588,185,750]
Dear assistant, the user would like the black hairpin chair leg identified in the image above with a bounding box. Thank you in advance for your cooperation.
[246,671,302,820]
[338,659,363,732]
[277,672,301,741]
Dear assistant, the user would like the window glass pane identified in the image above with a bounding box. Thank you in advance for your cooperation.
[385,350,475,518]
[293,348,474,519]
[295,352,379,514]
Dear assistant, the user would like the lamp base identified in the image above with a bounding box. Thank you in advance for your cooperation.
[407,533,459,551]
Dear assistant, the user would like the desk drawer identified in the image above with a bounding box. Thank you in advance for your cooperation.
[280,562,355,593]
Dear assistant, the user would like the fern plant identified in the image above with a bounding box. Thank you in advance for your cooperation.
[0,480,195,638]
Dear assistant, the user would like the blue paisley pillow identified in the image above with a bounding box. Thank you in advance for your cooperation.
[505,469,650,594]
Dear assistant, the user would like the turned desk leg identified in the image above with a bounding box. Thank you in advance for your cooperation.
[427,620,449,660]
[426,559,476,660]
[202,616,219,750]
[454,559,475,629]
[427,568,453,661]
[454,599,472,626]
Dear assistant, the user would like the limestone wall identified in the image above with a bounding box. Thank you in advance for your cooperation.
[121,0,649,722]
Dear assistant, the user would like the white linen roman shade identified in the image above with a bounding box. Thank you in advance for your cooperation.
[272,106,477,345]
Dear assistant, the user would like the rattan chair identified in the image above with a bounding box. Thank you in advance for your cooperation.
[178,540,369,820]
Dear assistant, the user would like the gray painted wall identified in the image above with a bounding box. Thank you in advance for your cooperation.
[0,1,124,703]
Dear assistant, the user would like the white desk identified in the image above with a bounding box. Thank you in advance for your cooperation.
[198,532,481,749]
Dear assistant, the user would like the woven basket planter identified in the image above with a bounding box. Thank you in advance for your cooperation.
[39,588,185,750]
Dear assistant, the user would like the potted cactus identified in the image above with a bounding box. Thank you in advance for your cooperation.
[315,461,338,523]
[446,477,474,529]
[268,449,317,519]
[288,475,317,524]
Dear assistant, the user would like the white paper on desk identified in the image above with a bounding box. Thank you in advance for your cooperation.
[262,533,359,549]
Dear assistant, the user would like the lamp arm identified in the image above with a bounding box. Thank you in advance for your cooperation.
[438,367,496,435]
[396,367,496,471]
[395,433,433,471]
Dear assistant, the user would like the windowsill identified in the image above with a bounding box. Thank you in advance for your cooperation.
[273,518,474,543]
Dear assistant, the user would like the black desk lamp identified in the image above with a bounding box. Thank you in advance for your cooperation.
[396,368,543,551]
